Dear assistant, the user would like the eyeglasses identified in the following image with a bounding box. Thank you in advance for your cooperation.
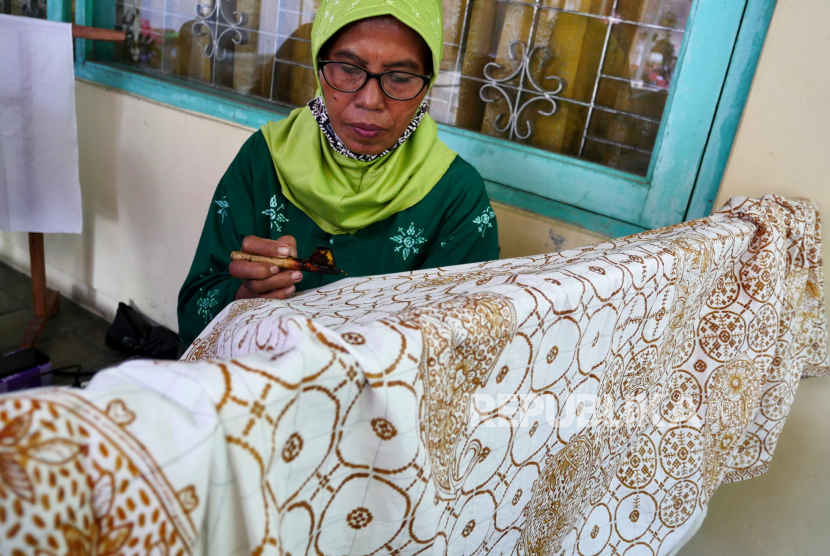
[318,61,431,101]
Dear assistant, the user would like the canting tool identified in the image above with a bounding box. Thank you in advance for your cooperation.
[230,246,346,275]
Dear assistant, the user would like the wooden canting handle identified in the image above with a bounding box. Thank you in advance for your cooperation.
[230,251,302,270]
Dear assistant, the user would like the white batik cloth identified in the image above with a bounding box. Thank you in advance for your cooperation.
[0,15,82,233]
[0,196,827,556]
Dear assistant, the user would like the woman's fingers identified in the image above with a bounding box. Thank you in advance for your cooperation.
[234,283,255,301]
[259,285,296,299]
[235,282,295,300]
[229,260,275,281]
[231,236,302,299]
[242,270,303,295]
[241,235,298,258]
[276,235,298,257]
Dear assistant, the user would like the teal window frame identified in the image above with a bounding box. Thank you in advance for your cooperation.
[57,0,777,238]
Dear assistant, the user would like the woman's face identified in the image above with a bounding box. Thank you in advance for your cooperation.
[319,16,431,156]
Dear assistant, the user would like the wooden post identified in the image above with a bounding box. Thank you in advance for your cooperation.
[29,232,46,317]
[20,232,60,348]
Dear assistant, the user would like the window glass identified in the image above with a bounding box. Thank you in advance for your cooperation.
[112,0,691,176]
[4,0,48,18]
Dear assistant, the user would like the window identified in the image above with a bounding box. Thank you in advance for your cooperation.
[3,0,47,18]
[71,0,774,237]
[112,0,690,177]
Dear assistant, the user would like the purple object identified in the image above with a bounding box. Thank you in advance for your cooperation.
[0,349,52,393]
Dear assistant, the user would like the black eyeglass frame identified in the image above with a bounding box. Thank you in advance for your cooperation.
[318,60,431,101]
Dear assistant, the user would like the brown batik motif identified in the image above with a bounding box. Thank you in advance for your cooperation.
[0,393,198,555]
[394,294,517,497]
[1,196,827,556]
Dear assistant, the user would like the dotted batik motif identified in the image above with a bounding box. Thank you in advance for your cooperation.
[0,393,198,555]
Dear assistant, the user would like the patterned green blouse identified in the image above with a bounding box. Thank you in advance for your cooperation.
[177,131,499,345]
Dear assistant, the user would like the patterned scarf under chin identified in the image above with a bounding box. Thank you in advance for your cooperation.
[307,96,429,161]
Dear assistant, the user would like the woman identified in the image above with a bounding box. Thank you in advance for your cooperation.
[177,0,499,345]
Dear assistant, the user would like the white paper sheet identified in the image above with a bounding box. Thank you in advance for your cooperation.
[0,14,82,233]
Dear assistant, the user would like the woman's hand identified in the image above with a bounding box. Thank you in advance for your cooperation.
[230,236,303,300]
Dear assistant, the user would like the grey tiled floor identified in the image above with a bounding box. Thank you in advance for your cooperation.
[0,262,131,386]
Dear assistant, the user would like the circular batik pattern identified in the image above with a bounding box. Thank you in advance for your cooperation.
[807,326,830,366]
[615,492,657,542]
[761,382,791,421]
[698,311,747,362]
[752,354,775,383]
[704,358,759,400]
[282,432,303,462]
[671,327,697,369]
[748,304,778,352]
[740,250,779,303]
[659,481,698,528]
[763,421,786,456]
[577,503,612,556]
[371,418,397,440]
[767,340,791,383]
[707,271,740,309]
[616,436,657,490]
[317,475,409,555]
[622,543,655,556]
[577,305,617,375]
[659,370,702,424]
[341,332,366,345]
[728,432,762,470]
[659,426,703,480]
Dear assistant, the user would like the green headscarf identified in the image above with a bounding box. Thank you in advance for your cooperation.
[260,0,457,235]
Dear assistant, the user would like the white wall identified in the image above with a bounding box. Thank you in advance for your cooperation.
[0,81,253,327]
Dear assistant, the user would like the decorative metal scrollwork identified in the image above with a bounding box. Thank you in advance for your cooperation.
[120,7,138,63]
[193,1,250,61]
[20,0,46,18]
[479,40,566,141]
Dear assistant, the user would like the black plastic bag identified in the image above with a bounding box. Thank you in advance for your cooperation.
[105,303,183,360]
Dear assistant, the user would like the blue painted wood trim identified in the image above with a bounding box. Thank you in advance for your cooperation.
[436,127,648,223]
[685,0,778,220]
[638,0,747,229]
[75,0,94,60]
[93,1,116,62]
[485,181,646,239]
[46,0,71,23]
[74,62,292,129]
